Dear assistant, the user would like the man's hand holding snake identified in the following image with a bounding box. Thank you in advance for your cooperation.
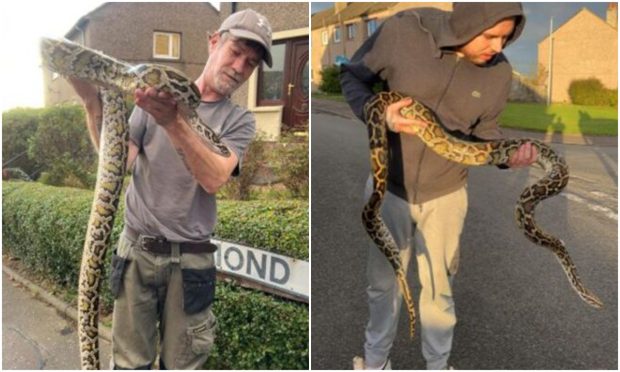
[507,141,538,168]
[135,87,180,128]
[385,97,428,135]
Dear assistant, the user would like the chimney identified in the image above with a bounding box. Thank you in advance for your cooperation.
[607,3,618,29]
[334,2,348,14]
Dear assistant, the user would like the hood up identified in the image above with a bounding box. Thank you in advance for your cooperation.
[425,2,526,51]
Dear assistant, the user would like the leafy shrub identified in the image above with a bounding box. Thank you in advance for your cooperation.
[273,132,308,199]
[220,136,268,200]
[568,78,618,107]
[28,104,97,188]
[2,107,43,178]
[2,181,308,369]
[319,65,342,94]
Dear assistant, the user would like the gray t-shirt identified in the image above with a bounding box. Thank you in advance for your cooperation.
[124,99,255,242]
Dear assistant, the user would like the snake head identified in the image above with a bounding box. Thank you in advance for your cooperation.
[40,37,81,75]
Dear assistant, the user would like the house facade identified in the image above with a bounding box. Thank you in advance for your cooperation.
[311,2,452,90]
[43,2,309,139]
[538,4,618,103]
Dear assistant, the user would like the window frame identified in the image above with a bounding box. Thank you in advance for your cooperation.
[152,31,181,60]
[366,19,378,37]
[257,40,288,107]
[333,26,341,43]
[346,23,356,40]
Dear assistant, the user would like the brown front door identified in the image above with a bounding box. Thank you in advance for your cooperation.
[257,36,309,131]
[284,39,309,130]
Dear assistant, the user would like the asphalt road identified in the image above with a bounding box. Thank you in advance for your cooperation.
[310,111,618,369]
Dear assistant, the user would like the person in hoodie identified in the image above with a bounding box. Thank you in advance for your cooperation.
[341,3,534,370]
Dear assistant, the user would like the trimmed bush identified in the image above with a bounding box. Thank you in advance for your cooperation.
[568,78,618,107]
[217,199,308,260]
[319,65,342,94]
[2,181,308,369]
[206,282,308,369]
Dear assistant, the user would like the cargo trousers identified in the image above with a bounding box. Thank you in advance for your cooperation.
[109,229,217,369]
[363,180,468,370]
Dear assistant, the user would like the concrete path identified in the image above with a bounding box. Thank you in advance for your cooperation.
[3,268,112,370]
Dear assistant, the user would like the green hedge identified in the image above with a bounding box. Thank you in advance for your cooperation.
[568,78,618,107]
[319,65,342,94]
[2,181,308,369]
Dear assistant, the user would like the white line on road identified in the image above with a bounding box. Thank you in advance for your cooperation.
[589,190,618,201]
[561,192,618,221]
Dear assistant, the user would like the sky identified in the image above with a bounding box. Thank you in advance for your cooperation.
[0,1,219,112]
[311,2,610,77]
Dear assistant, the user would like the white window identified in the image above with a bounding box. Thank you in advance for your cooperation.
[322,30,328,45]
[366,19,378,37]
[153,31,181,59]
[346,24,356,40]
[333,26,341,43]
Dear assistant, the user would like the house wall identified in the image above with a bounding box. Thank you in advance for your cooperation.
[538,10,618,103]
[44,3,220,106]
[311,2,451,89]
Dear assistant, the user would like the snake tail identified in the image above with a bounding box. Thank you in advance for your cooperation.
[77,89,129,369]
[363,93,417,338]
[515,179,603,309]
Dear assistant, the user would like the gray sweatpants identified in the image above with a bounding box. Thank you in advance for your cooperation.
[363,179,468,370]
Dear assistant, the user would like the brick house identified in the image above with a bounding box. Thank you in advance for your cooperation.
[311,2,452,90]
[43,2,309,139]
[538,4,618,103]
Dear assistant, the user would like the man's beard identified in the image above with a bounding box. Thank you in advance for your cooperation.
[213,69,243,96]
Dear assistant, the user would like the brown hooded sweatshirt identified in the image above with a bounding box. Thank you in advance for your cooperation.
[341,3,526,204]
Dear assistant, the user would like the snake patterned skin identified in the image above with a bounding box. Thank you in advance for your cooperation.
[363,91,603,339]
[40,37,230,369]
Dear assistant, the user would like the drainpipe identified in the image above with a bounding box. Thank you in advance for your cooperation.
[546,17,553,106]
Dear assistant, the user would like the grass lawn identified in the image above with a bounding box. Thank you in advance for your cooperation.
[314,93,618,136]
[312,92,347,102]
[500,102,618,136]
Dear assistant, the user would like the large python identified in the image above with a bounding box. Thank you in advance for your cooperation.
[40,37,230,369]
[363,91,603,339]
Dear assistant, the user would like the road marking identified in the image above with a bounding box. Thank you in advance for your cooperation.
[589,190,618,202]
[561,192,618,221]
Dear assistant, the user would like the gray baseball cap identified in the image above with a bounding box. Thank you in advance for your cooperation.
[218,9,273,67]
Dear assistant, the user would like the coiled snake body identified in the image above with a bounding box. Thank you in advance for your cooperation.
[40,38,229,369]
[363,91,603,339]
